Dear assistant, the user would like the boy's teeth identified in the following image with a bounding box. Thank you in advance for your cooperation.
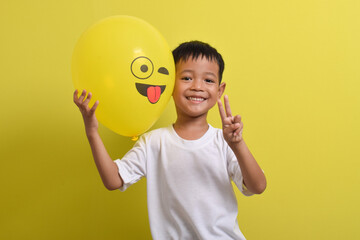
[188,97,204,101]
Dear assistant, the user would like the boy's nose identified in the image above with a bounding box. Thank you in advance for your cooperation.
[191,79,203,91]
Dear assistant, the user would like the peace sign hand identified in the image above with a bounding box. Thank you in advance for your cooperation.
[217,95,243,145]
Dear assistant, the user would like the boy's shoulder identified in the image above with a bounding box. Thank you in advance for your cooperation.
[142,126,171,137]
[134,126,172,152]
[138,126,172,142]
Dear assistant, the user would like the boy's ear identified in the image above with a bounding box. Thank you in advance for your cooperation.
[218,82,226,99]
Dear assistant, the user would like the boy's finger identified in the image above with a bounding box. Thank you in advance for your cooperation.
[78,89,87,102]
[83,92,92,106]
[234,115,241,124]
[224,95,232,117]
[90,100,99,114]
[223,122,239,134]
[223,126,233,136]
[234,123,243,136]
[73,89,79,104]
[217,99,226,123]
[230,123,241,130]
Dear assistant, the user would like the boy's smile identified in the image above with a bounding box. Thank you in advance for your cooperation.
[172,57,225,119]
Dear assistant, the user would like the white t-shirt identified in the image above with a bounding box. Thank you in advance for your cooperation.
[115,124,252,240]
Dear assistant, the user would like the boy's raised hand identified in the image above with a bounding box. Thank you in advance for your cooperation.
[73,89,99,134]
[218,95,243,145]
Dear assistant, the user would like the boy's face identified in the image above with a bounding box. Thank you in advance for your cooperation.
[172,56,225,119]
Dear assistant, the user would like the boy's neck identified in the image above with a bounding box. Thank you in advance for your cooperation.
[173,114,209,140]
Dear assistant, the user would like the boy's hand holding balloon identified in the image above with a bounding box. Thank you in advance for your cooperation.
[73,89,99,135]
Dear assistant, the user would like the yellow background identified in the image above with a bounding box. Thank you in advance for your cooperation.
[1,0,359,239]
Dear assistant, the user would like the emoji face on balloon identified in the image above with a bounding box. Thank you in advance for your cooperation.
[131,56,169,104]
[72,16,175,137]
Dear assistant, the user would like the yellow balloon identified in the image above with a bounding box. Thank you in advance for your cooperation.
[72,16,175,137]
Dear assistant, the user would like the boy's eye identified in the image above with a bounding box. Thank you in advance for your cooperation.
[182,77,191,81]
[205,79,215,83]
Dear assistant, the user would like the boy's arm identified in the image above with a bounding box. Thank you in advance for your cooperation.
[73,89,123,190]
[218,95,266,194]
[228,139,266,194]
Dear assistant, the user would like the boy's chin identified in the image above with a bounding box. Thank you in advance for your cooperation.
[179,110,209,119]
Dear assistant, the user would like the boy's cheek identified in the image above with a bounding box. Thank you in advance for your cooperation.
[172,79,182,94]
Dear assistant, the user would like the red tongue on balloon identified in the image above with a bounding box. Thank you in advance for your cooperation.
[147,86,161,103]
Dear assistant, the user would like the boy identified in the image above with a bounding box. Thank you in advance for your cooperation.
[73,41,266,240]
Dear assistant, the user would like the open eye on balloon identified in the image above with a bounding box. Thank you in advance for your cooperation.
[131,56,154,79]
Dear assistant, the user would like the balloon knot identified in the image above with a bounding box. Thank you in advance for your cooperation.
[131,136,139,141]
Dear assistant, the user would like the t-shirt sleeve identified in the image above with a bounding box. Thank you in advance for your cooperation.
[226,145,254,197]
[114,135,147,192]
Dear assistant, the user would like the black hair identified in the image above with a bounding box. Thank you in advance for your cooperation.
[172,40,225,83]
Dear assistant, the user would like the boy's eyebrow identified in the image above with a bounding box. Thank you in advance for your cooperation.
[180,70,194,74]
[204,72,217,78]
[180,69,217,77]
